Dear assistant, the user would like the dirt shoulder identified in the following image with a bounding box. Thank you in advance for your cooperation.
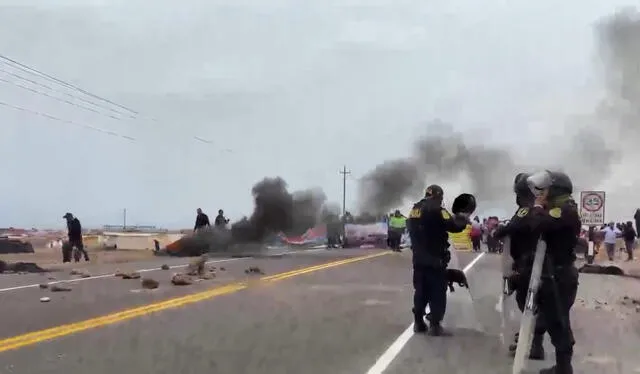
[0,246,156,269]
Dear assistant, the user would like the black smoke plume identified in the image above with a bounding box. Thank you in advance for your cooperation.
[230,177,327,242]
[358,121,517,215]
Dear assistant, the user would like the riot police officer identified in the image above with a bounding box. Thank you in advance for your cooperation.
[529,171,580,374]
[494,173,547,360]
[501,171,578,373]
[407,184,468,336]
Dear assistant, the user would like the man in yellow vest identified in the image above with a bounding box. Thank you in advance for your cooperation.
[388,210,407,252]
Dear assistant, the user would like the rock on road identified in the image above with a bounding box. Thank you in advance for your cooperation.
[0,248,638,374]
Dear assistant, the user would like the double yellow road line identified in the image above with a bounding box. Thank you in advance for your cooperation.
[0,251,388,354]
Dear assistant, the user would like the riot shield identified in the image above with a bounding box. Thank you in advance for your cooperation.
[498,236,520,347]
[439,194,502,336]
[441,245,484,332]
[512,239,547,374]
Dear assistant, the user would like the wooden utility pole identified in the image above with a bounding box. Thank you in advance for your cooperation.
[340,165,351,216]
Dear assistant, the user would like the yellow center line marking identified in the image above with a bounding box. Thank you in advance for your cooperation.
[0,251,389,353]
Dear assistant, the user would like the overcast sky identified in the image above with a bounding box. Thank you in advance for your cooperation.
[0,0,633,228]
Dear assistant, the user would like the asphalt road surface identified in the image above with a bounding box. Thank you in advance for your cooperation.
[0,248,638,373]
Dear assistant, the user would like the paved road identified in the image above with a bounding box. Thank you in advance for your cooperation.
[0,248,638,373]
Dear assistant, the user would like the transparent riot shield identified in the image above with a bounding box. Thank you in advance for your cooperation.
[441,245,483,332]
[512,239,547,374]
[498,236,520,348]
[440,242,508,342]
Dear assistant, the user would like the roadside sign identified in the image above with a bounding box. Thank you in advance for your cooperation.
[580,191,605,226]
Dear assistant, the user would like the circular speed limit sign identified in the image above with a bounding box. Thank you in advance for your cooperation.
[582,193,603,212]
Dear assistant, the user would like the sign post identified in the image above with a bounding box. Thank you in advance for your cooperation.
[580,191,606,264]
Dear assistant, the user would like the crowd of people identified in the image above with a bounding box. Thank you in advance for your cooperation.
[588,221,637,261]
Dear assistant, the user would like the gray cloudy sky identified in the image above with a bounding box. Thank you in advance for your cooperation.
[0,0,634,228]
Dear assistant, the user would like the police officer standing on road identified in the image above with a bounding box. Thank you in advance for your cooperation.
[494,173,547,360]
[407,185,469,336]
[510,171,580,374]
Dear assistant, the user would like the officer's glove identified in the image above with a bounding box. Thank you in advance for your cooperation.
[446,268,469,292]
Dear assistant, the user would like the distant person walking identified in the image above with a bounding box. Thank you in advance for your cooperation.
[470,216,482,252]
[194,208,210,232]
[601,222,621,261]
[214,209,229,228]
[623,221,636,261]
[63,213,89,262]
[635,209,640,238]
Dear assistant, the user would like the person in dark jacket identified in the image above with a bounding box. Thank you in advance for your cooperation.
[623,221,636,261]
[194,208,210,232]
[63,213,89,262]
[516,171,580,374]
[407,184,468,336]
[214,209,229,227]
[495,173,546,360]
[634,209,640,238]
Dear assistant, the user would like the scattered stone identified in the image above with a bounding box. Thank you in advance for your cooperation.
[39,283,49,289]
[141,278,159,289]
[171,273,193,286]
[114,269,125,277]
[40,297,51,302]
[186,255,208,276]
[199,273,215,280]
[47,276,56,280]
[220,267,226,271]
[121,272,141,279]
[50,283,72,292]
[245,266,264,275]
[160,264,170,270]
[636,306,640,313]
[69,269,91,277]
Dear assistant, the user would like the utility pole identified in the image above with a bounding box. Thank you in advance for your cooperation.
[123,208,127,230]
[340,165,351,217]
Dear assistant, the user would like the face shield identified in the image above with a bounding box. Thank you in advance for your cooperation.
[526,170,553,199]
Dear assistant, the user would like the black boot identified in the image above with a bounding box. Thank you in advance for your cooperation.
[540,353,573,374]
[508,333,519,355]
[427,321,451,336]
[529,334,545,360]
[508,333,544,360]
[414,315,427,333]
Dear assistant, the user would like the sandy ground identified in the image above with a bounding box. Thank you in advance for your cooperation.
[0,246,156,268]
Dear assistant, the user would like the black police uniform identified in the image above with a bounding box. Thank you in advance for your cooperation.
[530,197,580,374]
[408,186,467,335]
[520,172,580,374]
[495,173,546,359]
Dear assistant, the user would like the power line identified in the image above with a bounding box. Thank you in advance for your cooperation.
[0,100,135,141]
[0,76,124,121]
[0,53,138,115]
[0,54,232,152]
[0,64,136,119]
